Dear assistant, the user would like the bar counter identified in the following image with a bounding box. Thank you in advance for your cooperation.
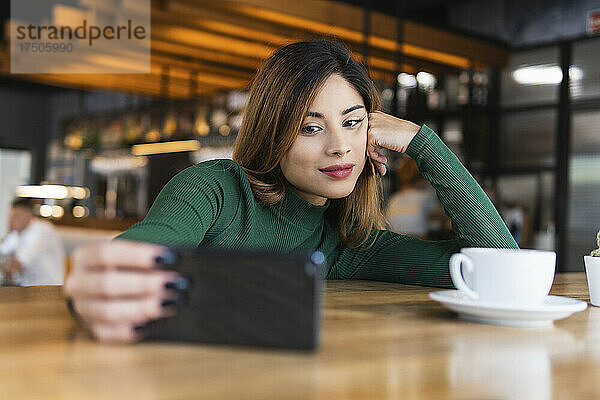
[0,273,597,399]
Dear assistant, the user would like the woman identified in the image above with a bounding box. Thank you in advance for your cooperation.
[64,38,518,343]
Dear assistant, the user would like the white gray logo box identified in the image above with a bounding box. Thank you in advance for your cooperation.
[10,0,150,74]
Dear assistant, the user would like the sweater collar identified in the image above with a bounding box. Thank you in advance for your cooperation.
[278,179,330,230]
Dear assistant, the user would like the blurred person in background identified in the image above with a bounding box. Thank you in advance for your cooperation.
[0,198,65,286]
[385,157,449,239]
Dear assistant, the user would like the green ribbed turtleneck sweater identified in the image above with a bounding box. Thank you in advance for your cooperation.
[115,125,518,288]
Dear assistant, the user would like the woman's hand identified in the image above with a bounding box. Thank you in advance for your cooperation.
[63,240,188,344]
[366,111,421,176]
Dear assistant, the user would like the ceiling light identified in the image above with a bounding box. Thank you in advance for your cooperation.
[512,64,583,85]
[397,73,417,88]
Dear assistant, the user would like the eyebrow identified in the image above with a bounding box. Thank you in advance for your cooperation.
[305,104,365,119]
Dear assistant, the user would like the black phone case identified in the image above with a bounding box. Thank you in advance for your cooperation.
[141,247,324,351]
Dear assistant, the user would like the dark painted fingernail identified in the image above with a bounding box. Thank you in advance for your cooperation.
[165,276,190,291]
[161,294,188,308]
[154,249,178,265]
[161,299,177,308]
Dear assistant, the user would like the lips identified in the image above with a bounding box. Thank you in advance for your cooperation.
[319,163,355,172]
[319,163,355,179]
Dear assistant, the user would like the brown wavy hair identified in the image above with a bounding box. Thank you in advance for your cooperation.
[232,37,386,249]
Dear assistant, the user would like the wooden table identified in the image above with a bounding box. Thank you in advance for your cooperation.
[1,273,598,399]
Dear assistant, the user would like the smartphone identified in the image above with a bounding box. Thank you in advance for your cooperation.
[141,246,325,351]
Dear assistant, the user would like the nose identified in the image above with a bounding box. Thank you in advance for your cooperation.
[326,128,351,157]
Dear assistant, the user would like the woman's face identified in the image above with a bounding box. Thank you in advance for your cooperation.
[280,74,368,206]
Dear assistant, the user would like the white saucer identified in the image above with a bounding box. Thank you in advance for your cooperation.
[429,290,588,328]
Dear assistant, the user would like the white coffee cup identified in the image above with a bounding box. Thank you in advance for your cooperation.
[585,256,600,307]
[449,248,556,305]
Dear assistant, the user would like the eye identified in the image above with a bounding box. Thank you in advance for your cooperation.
[300,125,322,135]
[343,116,366,128]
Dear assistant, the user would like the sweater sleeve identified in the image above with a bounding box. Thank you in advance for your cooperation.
[332,124,519,288]
[114,159,241,247]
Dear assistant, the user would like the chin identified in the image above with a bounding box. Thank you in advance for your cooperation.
[324,185,356,199]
